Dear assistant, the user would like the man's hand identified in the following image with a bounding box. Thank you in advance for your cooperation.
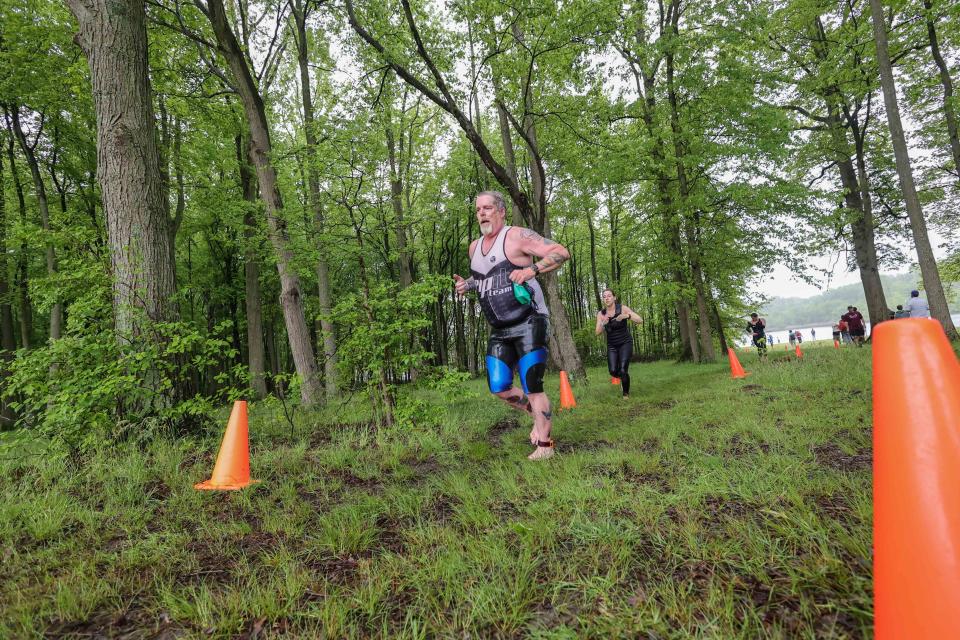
[509,267,536,284]
[453,274,476,297]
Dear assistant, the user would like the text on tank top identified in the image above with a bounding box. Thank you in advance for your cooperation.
[469,225,548,328]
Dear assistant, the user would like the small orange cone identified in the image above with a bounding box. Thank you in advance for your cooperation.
[559,371,577,410]
[611,377,621,385]
[834,339,840,349]
[874,319,960,639]
[195,400,259,491]
[727,347,748,379]
[794,344,803,358]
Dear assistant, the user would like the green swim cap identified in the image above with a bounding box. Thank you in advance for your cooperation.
[513,282,531,305]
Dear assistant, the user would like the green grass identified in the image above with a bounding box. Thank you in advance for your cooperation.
[1,342,876,638]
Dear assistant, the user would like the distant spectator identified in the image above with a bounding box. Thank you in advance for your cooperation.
[894,304,909,319]
[905,290,930,318]
[832,323,841,342]
[795,330,803,344]
[811,328,816,340]
[788,330,796,346]
[838,318,851,343]
[841,306,866,346]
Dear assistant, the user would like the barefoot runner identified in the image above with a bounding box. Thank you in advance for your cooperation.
[453,191,570,461]
[595,288,643,398]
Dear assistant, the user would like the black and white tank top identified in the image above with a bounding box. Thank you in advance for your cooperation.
[470,225,548,328]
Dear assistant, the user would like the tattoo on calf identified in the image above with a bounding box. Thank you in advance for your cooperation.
[541,410,552,419]
[505,395,531,412]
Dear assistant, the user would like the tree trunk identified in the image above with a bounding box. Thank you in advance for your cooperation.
[290,0,338,400]
[3,127,31,349]
[235,135,267,398]
[65,0,179,413]
[9,107,62,341]
[0,144,17,428]
[810,19,889,328]
[923,0,960,180]
[204,0,323,404]
[586,210,602,310]
[869,0,956,337]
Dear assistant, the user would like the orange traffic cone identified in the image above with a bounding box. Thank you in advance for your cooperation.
[559,371,577,410]
[611,377,621,385]
[874,319,960,639]
[195,400,259,491]
[794,344,803,358]
[834,339,840,349]
[727,347,748,379]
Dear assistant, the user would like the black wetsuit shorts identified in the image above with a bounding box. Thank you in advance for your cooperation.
[485,314,549,394]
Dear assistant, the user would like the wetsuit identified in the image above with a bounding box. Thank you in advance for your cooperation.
[470,226,549,394]
[746,319,767,356]
[603,303,633,395]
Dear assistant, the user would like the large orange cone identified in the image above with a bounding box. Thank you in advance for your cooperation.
[558,371,577,410]
[833,339,840,349]
[874,319,960,639]
[611,377,621,385]
[195,400,258,491]
[794,344,803,358]
[726,347,748,379]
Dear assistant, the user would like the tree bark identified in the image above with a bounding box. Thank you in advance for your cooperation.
[235,135,267,398]
[3,125,31,349]
[869,0,956,337]
[9,107,62,341]
[66,0,182,415]
[808,17,890,329]
[290,0,337,399]
[586,209,602,310]
[0,142,17,428]
[923,0,960,180]
[203,0,323,404]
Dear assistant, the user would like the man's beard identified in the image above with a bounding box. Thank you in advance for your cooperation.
[480,222,493,235]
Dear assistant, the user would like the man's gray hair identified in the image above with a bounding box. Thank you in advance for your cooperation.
[477,190,508,213]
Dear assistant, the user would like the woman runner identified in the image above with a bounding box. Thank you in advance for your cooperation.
[595,289,643,398]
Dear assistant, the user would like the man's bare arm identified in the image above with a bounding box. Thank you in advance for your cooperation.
[517,229,570,275]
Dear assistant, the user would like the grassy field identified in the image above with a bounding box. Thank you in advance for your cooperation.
[1,341,876,639]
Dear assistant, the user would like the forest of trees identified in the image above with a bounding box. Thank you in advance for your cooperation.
[0,0,957,436]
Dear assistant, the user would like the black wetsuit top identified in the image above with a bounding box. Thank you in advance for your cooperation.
[746,320,765,338]
[603,304,631,347]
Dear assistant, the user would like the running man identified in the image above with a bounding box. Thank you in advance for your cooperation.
[453,191,570,461]
[595,288,643,398]
[746,313,768,360]
[841,306,866,346]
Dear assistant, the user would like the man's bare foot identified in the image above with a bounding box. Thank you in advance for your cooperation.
[528,440,554,461]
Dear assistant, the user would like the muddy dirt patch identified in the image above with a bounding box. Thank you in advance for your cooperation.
[487,417,521,444]
[812,443,871,472]
[46,607,187,640]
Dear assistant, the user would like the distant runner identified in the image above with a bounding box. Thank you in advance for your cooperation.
[454,191,570,461]
[841,306,866,346]
[596,288,643,398]
[746,313,768,360]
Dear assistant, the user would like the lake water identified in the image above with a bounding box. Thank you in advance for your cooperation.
[737,313,960,347]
